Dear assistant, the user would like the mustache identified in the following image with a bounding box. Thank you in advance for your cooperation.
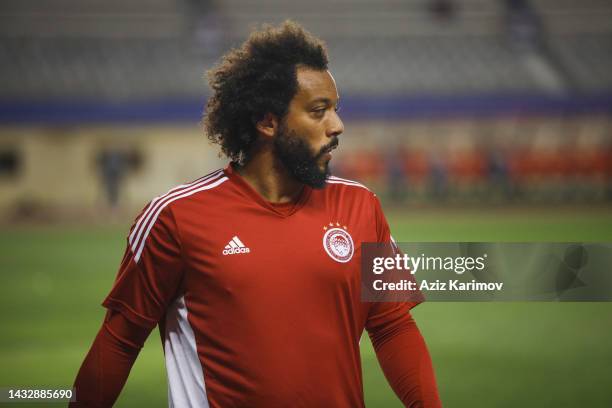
[317,137,339,157]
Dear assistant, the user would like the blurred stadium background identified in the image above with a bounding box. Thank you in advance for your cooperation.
[0,0,611,407]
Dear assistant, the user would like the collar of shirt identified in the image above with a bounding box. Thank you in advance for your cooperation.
[224,163,313,218]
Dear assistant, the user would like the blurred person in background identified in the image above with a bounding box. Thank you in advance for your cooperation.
[97,149,128,212]
[386,145,408,203]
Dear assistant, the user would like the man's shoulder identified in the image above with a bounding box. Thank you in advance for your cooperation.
[320,175,382,213]
[132,168,229,225]
[127,169,229,258]
[325,175,374,198]
[150,169,228,207]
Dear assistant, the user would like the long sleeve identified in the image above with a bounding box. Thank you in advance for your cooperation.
[366,193,441,407]
[366,304,441,407]
[72,202,185,406]
[70,311,152,407]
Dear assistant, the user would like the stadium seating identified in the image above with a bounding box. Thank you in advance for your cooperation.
[1,0,611,100]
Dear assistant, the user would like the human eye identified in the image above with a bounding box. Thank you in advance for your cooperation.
[311,107,326,118]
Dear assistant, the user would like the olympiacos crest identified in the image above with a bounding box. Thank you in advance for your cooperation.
[322,223,354,263]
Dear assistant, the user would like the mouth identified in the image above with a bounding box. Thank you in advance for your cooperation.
[320,139,339,157]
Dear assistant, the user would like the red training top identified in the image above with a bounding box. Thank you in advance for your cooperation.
[73,164,441,407]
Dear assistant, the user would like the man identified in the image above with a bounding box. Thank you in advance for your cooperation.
[72,21,441,407]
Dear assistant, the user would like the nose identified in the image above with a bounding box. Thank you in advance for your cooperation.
[327,110,344,138]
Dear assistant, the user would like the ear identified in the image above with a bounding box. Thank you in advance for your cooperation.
[255,113,278,140]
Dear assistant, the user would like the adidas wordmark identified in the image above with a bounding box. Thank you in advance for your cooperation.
[223,236,251,255]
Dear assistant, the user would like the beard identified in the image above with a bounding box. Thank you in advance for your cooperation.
[273,122,338,189]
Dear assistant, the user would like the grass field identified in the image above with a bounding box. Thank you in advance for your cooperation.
[1,207,611,407]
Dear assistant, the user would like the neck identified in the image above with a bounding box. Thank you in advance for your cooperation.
[235,147,304,204]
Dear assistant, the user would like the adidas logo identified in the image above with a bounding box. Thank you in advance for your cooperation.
[222,236,251,255]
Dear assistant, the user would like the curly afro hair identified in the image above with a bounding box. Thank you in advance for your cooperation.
[203,21,329,164]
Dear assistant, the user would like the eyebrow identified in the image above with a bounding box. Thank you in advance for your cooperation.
[309,97,338,106]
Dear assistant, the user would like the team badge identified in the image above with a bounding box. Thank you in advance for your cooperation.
[322,222,354,263]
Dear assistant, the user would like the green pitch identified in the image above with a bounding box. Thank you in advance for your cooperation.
[1,207,611,407]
